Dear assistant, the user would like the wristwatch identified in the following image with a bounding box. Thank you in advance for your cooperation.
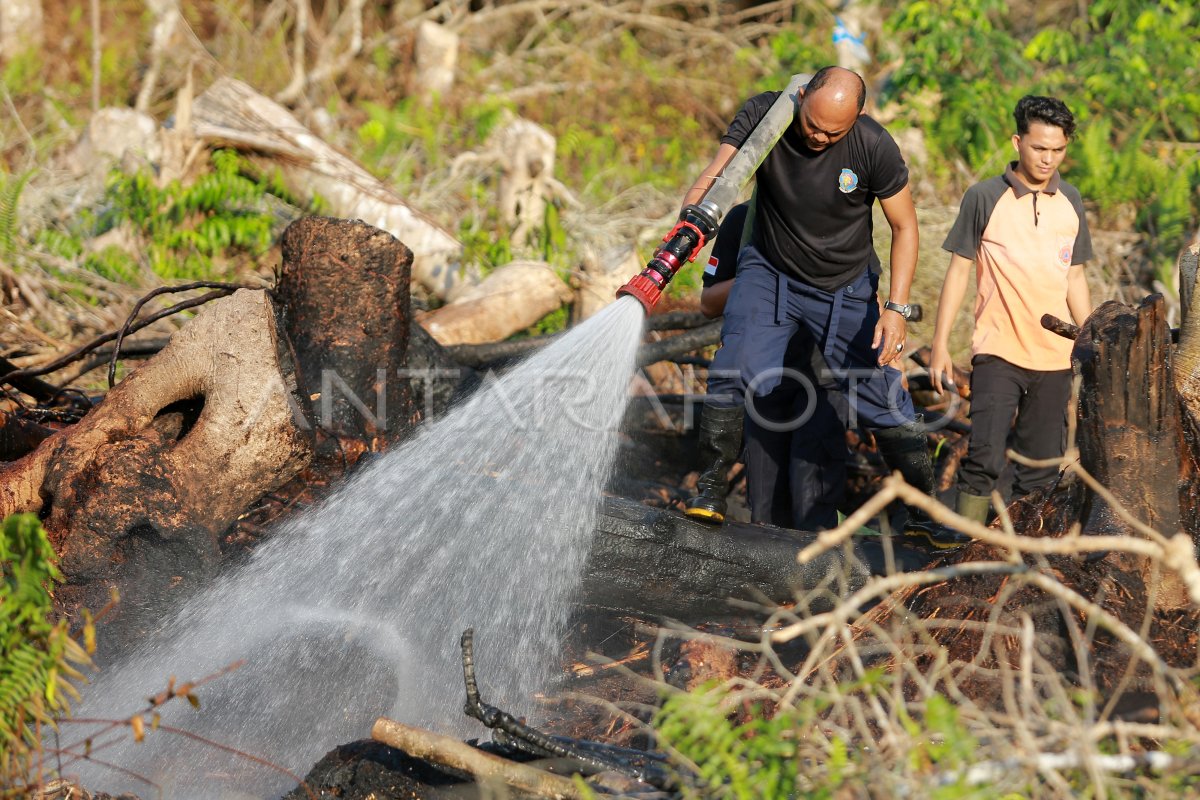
[883,300,915,320]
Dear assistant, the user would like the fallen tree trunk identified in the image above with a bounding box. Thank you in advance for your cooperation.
[442,311,715,369]
[419,261,572,346]
[580,497,931,622]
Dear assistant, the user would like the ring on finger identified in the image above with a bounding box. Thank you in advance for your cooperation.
[895,342,904,351]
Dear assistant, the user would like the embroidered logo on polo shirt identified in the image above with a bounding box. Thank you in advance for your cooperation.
[1057,237,1073,268]
[837,168,859,193]
[704,255,718,276]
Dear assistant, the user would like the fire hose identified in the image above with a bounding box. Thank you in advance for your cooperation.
[617,72,809,311]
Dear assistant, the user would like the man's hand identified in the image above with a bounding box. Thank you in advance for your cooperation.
[873,309,907,366]
[928,343,956,395]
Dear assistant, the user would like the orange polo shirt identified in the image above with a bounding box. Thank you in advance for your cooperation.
[942,163,1093,371]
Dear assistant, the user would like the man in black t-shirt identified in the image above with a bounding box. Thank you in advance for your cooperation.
[683,66,948,540]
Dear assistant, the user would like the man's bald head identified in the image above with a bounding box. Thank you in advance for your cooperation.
[806,66,867,113]
[795,66,866,152]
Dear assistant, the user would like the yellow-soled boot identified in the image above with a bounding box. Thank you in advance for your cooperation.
[684,404,743,524]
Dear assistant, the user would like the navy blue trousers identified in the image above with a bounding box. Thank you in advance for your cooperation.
[704,246,916,529]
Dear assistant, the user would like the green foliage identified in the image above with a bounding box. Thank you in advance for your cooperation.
[884,0,1200,282]
[83,149,283,281]
[356,96,513,186]
[0,514,93,787]
[0,171,31,262]
[883,0,1031,179]
[653,677,999,799]
[457,215,513,276]
[1,50,45,97]
[762,5,837,89]
[526,305,569,337]
[654,685,802,799]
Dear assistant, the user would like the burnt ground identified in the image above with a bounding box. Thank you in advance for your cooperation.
[59,331,1200,798]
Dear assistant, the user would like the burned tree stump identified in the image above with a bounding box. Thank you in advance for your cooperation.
[275,216,417,455]
[0,289,314,650]
[1173,242,1200,534]
[1074,295,1190,610]
[0,217,442,654]
[1075,296,1182,545]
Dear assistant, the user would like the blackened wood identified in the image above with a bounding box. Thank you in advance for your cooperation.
[275,217,417,444]
[1173,243,1200,537]
[1074,296,1182,539]
[646,311,713,331]
[908,346,971,400]
[579,497,932,622]
[1041,313,1080,341]
[0,355,60,402]
[636,321,721,367]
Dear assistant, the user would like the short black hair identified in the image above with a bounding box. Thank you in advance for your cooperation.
[807,66,867,113]
[1014,95,1076,139]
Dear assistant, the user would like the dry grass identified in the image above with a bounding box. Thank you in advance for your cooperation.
[566,466,1200,798]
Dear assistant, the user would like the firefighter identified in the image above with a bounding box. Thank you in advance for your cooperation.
[682,66,958,546]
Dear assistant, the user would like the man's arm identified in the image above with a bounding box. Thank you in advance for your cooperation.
[682,143,739,210]
[1065,264,1092,326]
[928,253,973,395]
[875,184,919,366]
[699,280,732,318]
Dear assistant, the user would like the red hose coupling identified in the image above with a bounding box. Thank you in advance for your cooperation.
[617,272,665,312]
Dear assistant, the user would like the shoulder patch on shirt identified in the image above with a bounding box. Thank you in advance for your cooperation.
[838,168,859,194]
[704,255,718,276]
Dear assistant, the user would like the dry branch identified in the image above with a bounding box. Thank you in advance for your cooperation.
[371,718,588,799]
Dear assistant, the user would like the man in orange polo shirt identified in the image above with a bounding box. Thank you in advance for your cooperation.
[928,95,1093,523]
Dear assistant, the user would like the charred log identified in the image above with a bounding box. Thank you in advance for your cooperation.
[444,318,722,372]
[580,497,932,622]
[0,354,62,402]
[636,321,722,367]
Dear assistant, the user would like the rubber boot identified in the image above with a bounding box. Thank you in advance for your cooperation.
[955,491,992,525]
[874,418,970,550]
[684,404,744,524]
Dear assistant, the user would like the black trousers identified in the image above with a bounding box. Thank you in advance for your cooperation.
[958,355,1072,498]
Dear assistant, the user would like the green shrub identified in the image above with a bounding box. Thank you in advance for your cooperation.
[0,514,94,790]
[0,171,31,262]
[884,0,1200,283]
[652,679,1000,799]
[80,149,286,281]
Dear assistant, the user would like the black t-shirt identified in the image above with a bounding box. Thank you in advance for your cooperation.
[721,92,909,291]
[701,202,750,288]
